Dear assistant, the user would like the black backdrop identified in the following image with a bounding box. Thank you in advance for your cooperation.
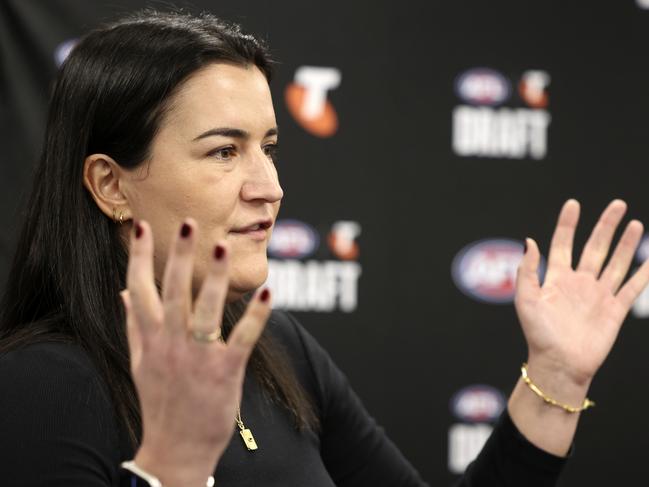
[2,1,649,485]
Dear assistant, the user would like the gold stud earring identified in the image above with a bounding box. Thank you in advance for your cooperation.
[112,207,126,225]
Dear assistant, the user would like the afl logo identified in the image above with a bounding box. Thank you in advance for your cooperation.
[452,239,532,304]
[451,385,505,423]
[54,38,78,67]
[636,235,649,264]
[268,220,319,259]
[455,68,511,106]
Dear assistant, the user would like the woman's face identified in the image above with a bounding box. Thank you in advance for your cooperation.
[122,63,283,299]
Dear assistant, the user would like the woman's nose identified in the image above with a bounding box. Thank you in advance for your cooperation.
[240,152,284,203]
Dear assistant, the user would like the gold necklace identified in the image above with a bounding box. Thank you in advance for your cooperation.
[236,405,258,450]
[218,334,258,451]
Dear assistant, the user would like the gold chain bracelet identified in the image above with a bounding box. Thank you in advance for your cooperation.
[520,363,595,413]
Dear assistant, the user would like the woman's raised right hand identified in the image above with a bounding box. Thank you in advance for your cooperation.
[122,219,271,487]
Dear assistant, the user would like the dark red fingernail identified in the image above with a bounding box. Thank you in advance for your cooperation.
[134,222,143,239]
[180,223,192,238]
[260,288,270,303]
[214,245,225,260]
[523,239,528,254]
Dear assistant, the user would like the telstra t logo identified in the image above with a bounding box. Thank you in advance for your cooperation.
[285,66,341,138]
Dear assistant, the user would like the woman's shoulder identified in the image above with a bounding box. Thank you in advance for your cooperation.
[0,339,112,417]
[0,340,99,385]
[0,339,121,453]
[266,309,301,339]
[266,309,320,357]
[264,310,338,389]
[0,342,123,482]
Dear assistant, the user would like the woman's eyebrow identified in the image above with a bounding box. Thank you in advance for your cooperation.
[192,127,278,141]
[193,127,248,141]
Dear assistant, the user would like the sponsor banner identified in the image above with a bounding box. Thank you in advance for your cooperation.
[267,259,361,312]
[452,238,545,304]
[452,106,550,160]
[450,385,506,423]
[54,39,77,66]
[268,219,320,259]
[635,234,649,264]
[448,384,505,474]
[448,424,493,474]
[455,68,511,106]
[328,221,361,260]
[266,219,361,312]
[518,70,550,109]
[631,285,649,318]
[452,68,551,160]
[632,235,649,318]
[285,66,341,137]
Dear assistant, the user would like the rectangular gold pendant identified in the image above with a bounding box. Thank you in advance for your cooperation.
[240,428,258,450]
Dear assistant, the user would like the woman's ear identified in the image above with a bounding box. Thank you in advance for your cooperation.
[83,153,131,222]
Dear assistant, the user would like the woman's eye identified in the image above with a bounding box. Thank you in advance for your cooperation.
[263,143,279,163]
[209,146,236,161]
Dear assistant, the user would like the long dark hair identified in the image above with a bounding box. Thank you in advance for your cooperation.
[0,10,317,446]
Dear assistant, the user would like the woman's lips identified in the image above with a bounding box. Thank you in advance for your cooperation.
[229,220,273,241]
[229,227,268,241]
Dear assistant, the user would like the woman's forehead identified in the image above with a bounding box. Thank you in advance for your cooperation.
[162,63,276,138]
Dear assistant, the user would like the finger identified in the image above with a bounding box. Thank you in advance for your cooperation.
[162,219,197,336]
[600,220,644,293]
[576,199,627,276]
[225,288,272,370]
[126,221,163,334]
[515,238,542,299]
[616,253,649,310]
[191,242,229,339]
[546,199,580,279]
[121,290,142,373]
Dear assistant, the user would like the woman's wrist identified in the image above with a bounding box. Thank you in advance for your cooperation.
[523,357,592,408]
[133,444,216,487]
[526,350,594,387]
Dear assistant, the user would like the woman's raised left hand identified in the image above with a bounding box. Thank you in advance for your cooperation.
[507,199,649,456]
[515,199,649,387]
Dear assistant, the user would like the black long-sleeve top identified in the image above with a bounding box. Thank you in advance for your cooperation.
[0,310,566,486]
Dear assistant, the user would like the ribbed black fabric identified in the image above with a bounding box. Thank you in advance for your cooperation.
[0,310,566,486]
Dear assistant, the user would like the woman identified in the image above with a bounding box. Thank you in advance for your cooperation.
[0,10,647,487]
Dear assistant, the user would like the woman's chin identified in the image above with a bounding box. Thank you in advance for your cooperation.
[226,259,269,301]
